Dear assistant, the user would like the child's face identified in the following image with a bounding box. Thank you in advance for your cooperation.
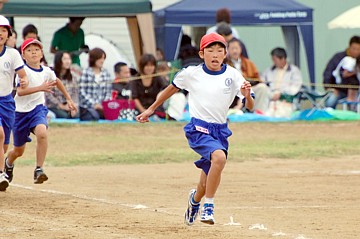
[199,44,226,71]
[95,54,105,68]
[22,44,43,65]
[228,41,242,60]
[62,53,72,70]
[0,26,9,46]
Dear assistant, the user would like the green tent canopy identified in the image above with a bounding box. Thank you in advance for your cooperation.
[0,0,155,64]
[1,0,152,17]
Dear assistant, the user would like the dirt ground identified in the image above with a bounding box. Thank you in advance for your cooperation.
[1,155,359,239]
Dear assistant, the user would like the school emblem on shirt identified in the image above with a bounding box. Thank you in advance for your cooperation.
[4,61,10,70]
[225,78,233,86]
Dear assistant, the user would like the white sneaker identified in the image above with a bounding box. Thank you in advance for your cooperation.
[0,172,9,191]
[200,203,215,225]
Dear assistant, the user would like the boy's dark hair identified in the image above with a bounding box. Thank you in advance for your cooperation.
[69,17,85,23]
[53,51,72,81]
[216,8,231,24]
[216,22,232,37]
[22,24,38,39]
[138,54,157,75]
[88,48,106,67]
[114,62,127,73]
[349,35,360,46]
[271,47,287,59]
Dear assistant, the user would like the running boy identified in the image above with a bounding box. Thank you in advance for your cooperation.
[4,38,77,184]
[136,33,254,225]
[0,15,28,191]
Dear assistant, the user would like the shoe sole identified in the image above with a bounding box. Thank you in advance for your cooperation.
[0,180,9,191]
[34,174,48,184]
[200,219,215,225]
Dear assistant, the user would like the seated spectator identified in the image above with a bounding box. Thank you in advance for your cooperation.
[50,17,89,67]
[216,22,248,58]
[6,28,17,48]
[226,38,269,113]
[323,35,360,109]
[129,54,168,119]
[79,48,112,121]
[156,47,165,62]
[177,34,202,68]
[206,8,240,39]
[112,62,131,99]
[261,47,303,117]
[46,51,79,118]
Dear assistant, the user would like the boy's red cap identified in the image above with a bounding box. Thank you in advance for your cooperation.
[21,38,43,54]
[200,33,227,51]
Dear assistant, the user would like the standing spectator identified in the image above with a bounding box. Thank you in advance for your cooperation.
[261,47,303,117]
[129,54,168,119]
[216,22,248,58]
[46,51,79,118]
[0,15,28,191]
[79,48,112,121]
[112,62,131,100]
[50,17,88,66]
[323,36,360,109]
[227,38,269,113]
[206,8,239,39]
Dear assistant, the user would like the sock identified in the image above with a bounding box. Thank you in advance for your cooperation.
[204,197,214,205]
[5,158,13,168]
[191,195,200,205]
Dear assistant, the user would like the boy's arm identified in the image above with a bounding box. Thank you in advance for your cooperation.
[55,78,78,112]
[136,84,179,123]
[16,68,29,89]
[17,80,57,96]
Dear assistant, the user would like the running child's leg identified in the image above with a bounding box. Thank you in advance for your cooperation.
[5,145,26,183]
[33,124,48,168]
[206,149,226,198]
[0,127,5,171]
[33,124,48,184]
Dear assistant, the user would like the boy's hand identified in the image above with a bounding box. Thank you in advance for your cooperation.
[19,77,29,88]
[136,109,154,123]
[40,80,57,93]
[67,99,77,113]
[240,80,252,98]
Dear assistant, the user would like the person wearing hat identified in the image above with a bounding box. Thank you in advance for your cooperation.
[136,32,254,225]
[4,38,77,186]
[0,15,28,191]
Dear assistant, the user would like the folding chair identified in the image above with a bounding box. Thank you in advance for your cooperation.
[293,85,331,117]
[338,93,360,114]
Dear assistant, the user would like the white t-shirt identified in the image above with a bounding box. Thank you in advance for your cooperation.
[332,56,356,84]
[0,46,24,96]
[173,64,246,124]
[15,64,57,112]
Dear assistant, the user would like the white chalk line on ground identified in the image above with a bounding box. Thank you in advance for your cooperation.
[10,183,320,238]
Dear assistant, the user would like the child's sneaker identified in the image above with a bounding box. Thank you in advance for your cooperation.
[4,158,14,182]
[34,168,48,184]
[184,189,200,225]
[200,203,215,225]
[0,172,9,191]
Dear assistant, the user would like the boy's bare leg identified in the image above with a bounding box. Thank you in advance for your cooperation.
[205,149,226,198]
[194,171,207,202]
[0,128,5,170]
[34,124,48,168]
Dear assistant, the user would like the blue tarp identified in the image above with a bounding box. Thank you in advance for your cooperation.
[154,0,315,85]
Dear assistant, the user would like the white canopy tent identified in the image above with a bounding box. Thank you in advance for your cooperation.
[328,5,360,29]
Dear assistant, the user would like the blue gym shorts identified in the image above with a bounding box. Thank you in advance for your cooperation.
[0,94,15,145]
[13,104,48,147]
[184,117,232,175]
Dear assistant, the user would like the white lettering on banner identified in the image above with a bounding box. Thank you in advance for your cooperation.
[195,125,209,134]
[255,11,307,20]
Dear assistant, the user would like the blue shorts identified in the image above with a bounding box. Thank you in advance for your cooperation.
[0,94,15,145]
[13,104,48,147]
[184,117,232,175]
